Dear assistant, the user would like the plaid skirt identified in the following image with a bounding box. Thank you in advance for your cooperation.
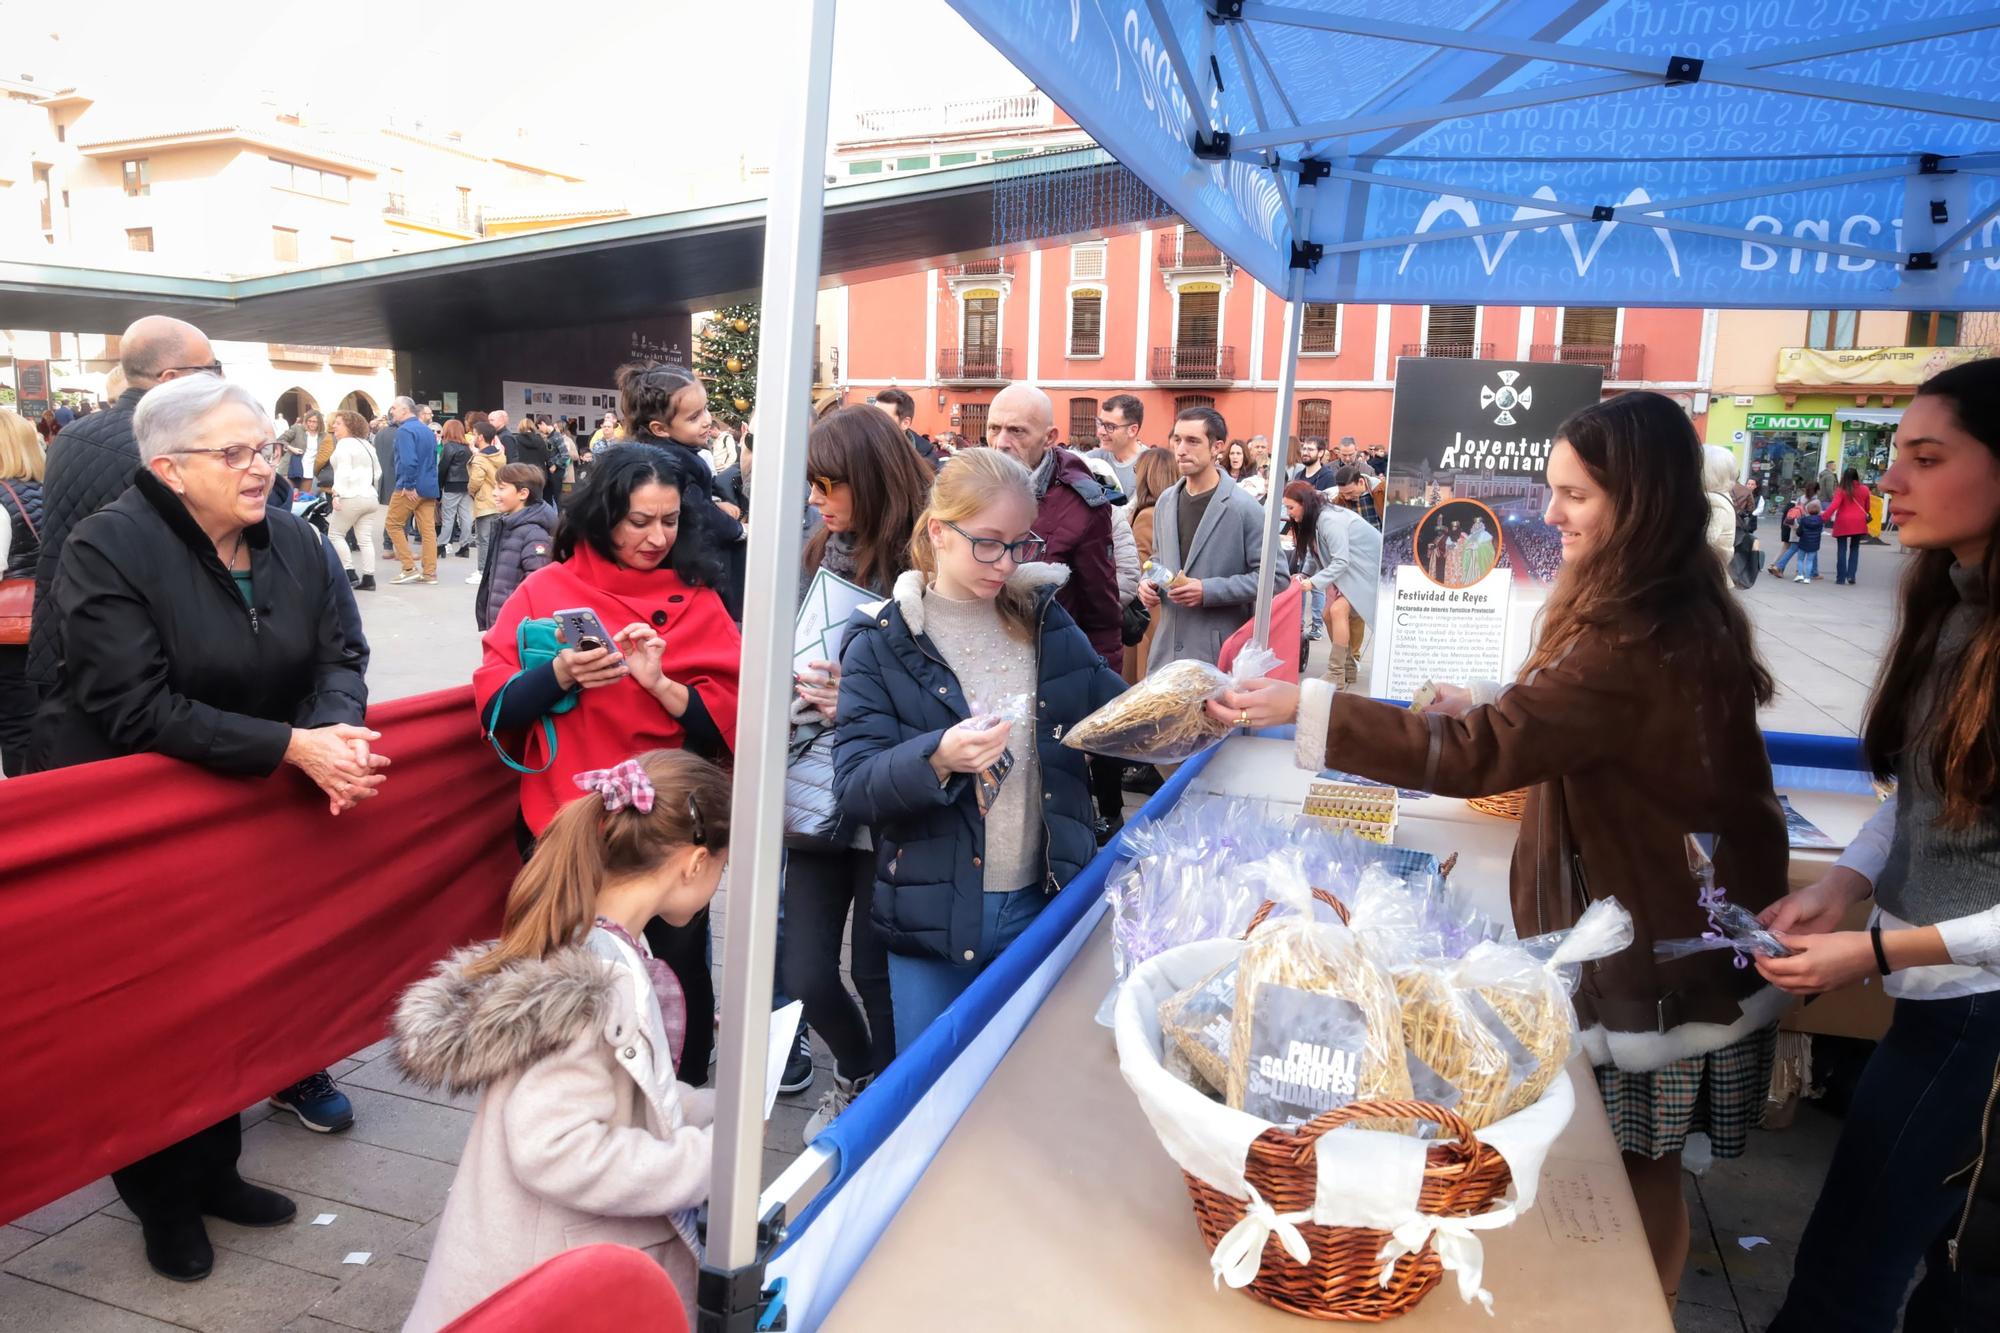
[1594,1023,1779,1161]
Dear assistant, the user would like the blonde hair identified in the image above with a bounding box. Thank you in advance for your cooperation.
[463,750,732,979]
[909,449,1039,640]
[0,410,46,482]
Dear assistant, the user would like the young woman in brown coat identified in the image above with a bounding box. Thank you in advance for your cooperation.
[1123,446,1176,685]
[1217,391,1789,1303]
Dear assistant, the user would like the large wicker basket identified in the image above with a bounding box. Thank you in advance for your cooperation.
[1174,890,1518,1320]
[1466,788,1529,821]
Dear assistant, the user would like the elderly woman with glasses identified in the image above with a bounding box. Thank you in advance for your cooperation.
[34,373,388,1283]
[833,449,1129,1051]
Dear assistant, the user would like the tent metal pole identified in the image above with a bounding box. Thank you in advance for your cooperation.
[1250,188,1315,653]
[1144,0,1220,141]
[699,0,835,1324]
[1233,74,1656,151]
[1320,210,1904,269]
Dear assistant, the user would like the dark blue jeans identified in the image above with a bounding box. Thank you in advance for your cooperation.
[886,888,1048,1053]
[1769,991,2000,1333]
[1836,534,1863,583]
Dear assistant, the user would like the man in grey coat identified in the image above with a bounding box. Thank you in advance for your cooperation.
[1136,405,1264,673]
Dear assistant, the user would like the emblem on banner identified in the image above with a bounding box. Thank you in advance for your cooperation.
[1479,370,1532,427]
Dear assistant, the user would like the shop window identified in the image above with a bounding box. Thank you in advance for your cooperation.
[1068,398,1098,447]
[1297,399,1332,439]
[125,227,154,253]
[122,158,150,197]
[1907,311,1961,346]
[1068,289,1103,358]
[1807,310,1859,350]
[1301,304,1340,354]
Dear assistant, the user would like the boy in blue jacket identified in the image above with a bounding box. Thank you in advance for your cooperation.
[1790,500,1825,584]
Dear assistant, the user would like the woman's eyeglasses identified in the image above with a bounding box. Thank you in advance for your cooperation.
[810,475,845,497]
[942,520,1047,565]
[170,443,280,471]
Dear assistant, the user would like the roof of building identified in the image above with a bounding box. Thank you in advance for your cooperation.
[0,147,1156,348]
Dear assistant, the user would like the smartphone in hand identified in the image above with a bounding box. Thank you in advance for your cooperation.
[553,607,615,654]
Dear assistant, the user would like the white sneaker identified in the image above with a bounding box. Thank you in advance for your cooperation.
[465,572,482,585]
[804,1072,872,1143]
[1794,575,1808,584]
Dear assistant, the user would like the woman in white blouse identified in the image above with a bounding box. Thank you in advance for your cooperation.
[325,410,384,591]
[1757,361,2000,1333]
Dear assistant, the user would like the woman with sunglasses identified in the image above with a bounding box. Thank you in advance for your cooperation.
[786,406,934,1138]
[834,450,1130,1049]
[35,374,386,1281]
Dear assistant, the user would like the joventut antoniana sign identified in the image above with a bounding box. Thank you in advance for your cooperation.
[1370,357,1604,702]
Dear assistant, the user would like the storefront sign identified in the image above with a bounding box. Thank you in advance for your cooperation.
[13,360,50,417]
[501,379,619,423]
[1746,413,1831,431]
[1776,345,1988,389]
[1371,357,1603,702]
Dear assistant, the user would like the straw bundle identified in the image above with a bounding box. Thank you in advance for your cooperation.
[1063,657,1231,762]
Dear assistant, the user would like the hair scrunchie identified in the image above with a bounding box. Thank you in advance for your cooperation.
[574,759,655,814]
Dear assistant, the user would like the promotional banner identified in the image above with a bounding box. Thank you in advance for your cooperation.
[502,378,621,424]
[1775,345,1988,389]
[14,359,50,417]
[1369,358,1603,702]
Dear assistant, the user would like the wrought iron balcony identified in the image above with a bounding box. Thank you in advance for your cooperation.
[1399,341,1495,360]
[383,192,482,235]
[944,257,1012,278]
[1149,345,1238,383]
[1530,342,1645,380]
[937,347,1012,383]
[1157,232,1229,270]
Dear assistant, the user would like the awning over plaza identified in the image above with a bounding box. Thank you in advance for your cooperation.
[0,148,1151,347]
[943,0,2000,311]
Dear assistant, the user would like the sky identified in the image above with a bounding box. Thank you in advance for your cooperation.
[2,0,1032,183]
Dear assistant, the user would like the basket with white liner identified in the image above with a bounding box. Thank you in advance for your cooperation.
[1114,878,1634,1321]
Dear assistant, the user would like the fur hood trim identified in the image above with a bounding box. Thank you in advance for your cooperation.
[890,562,1070,636]
[1577,982,1793,1073]
[391,945,614,1095]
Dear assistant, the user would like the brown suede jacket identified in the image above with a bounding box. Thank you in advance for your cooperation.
[1306,624,1787,1040]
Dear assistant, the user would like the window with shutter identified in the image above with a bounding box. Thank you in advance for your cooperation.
[1424,305,1478,355]
[1174,394,1216,415]
[1807,311,1860,350]
[958,402,989,445]
[1071,243,1107,281]
[1561,307,1617,347]
[1301,305,1340,354]
[1297,399,1332,439]
[1178,290,1220,348]
[1069,289,1104,357]
[1068,398,1098,446]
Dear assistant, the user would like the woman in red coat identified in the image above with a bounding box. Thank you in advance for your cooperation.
[1822,467,1874,585]
[475,444,741,1075]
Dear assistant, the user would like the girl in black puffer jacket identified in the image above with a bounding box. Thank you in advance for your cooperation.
[834,450,1128,1053]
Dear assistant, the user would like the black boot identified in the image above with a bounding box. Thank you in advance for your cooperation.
[346,568,362,588]
[358,574,376,591]
[140,1212,214,1282]
[201,1179,296,1228]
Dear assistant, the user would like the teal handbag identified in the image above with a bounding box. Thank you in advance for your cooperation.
[484,617,581,775]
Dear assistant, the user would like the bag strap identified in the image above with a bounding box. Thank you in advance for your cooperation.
[483,672,558,775]
[0,480,39,544]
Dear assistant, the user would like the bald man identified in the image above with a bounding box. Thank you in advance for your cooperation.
[27,317,219,699]
[984,382,1122,670]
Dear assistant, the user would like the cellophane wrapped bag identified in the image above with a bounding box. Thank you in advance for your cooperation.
[1062,645,1281,765]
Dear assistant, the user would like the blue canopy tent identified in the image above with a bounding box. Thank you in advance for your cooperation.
[700,5,2000,1329]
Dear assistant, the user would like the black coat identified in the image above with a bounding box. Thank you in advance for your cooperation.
[438,439,472,492]
[28,386,146,688]
[33,469,369,774]
[373,425,399,505]
[833,566,1127,963]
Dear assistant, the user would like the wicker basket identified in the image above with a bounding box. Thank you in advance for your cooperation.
[1177,888,1516,1320]
[1466,788,1529,821]
[1181,1098,1515,1320]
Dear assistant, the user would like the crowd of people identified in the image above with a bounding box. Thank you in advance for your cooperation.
[8,309,1996,1332]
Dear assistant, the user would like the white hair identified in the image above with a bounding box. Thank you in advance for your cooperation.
[392,396,417,414]
[133,375,269,464]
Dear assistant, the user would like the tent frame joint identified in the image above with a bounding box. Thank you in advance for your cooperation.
[1920,153,1956,175]
[696,1198,789,1332]
[1192,127,1234,160]
[1298,155,1331,185]
[1591,204,1616,223]
[1665,55,1704,86]
[1290,239,1325,270]
[1907,251,1940,271]
[1208,0,1245,20]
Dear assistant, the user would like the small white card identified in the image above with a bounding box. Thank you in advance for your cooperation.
[312,1213,337,1226]
[342,1252,372,1266]
[764,1001,805,1120]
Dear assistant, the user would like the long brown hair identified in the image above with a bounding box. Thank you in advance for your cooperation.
[1523,392,1774,705]
[803,404,935,593]
[909,449,1040,641]
[1864,358,2000,827]
[1130,446,1176,514]
[464,750,732,979]
[1282,480,1323,561]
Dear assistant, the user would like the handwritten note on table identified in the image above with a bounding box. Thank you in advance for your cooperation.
[1540,1161,1630,1246]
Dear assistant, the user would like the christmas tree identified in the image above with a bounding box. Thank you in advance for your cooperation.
[695,303,760,428]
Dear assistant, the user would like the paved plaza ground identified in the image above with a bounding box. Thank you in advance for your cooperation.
[3,521,1910,1331]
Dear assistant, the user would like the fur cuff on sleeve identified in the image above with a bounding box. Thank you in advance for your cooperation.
[1294,678,1337,772]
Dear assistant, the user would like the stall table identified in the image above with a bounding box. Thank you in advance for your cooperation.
[821,736,1885,1331]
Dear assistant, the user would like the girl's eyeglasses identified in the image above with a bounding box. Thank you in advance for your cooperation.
[943,520,1047,565]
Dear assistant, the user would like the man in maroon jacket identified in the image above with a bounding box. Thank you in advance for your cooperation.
[985,382,1122,672]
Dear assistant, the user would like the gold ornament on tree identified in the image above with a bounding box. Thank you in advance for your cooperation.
[732,317,750,333]
[725,355,744,374]
[733,396,751,413]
